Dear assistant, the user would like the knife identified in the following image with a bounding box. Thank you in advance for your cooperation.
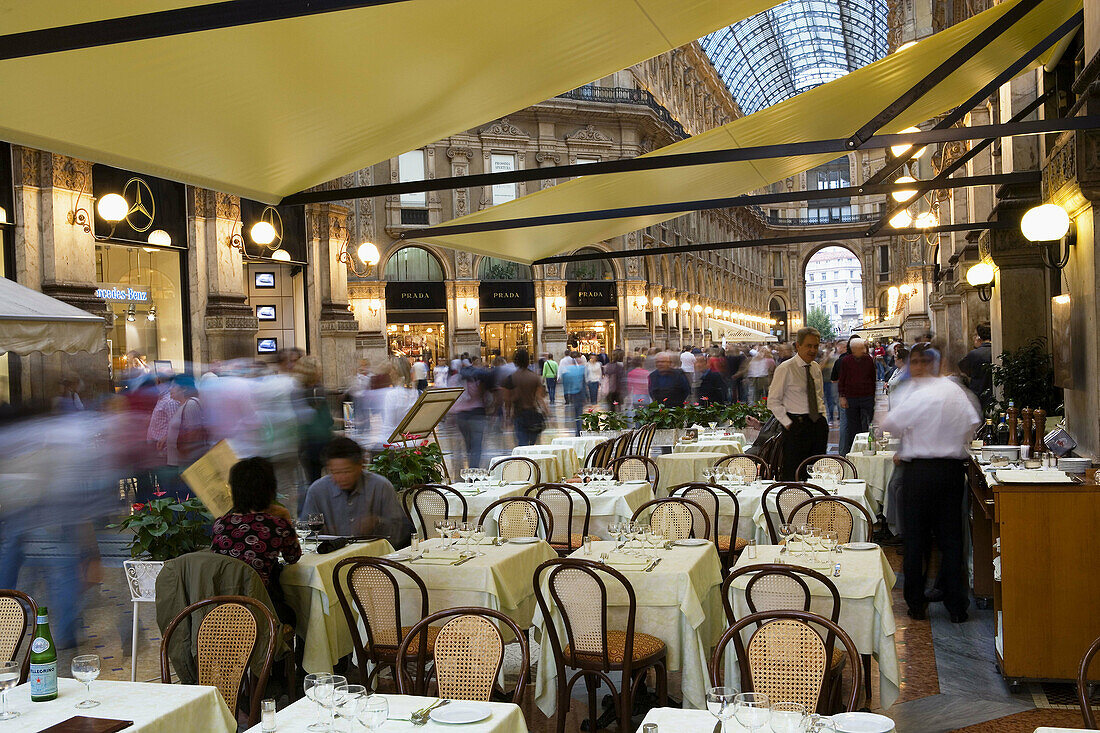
[645,558,662,572]
[453,555,475,566]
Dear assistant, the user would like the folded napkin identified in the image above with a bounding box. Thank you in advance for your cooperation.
[605,557,651,569]
[411,552,463,565]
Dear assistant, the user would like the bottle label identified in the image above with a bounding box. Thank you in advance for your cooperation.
[31,637,50,654]
[29,661,57,698]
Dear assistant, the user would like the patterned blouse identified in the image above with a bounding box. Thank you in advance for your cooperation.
[211,512,302,585]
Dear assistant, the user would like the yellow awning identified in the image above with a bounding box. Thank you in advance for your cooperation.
[0,0,782,204]
[418,0,1081,263]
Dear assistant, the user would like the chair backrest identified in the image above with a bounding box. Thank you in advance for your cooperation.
[479,496,553,540]
[759,482,827,542]
[635,423,657,456]
[1078,634,1100,728]
[609,455,659,485]
[0,590,37,683]
[526,484,591,547]
[333,557,429,677]
[797,454,858,481]
[583,440,610,468]
[631,497,710,541]
[534,558,640,673]
[160,595,277,727]
[491,456,540,484]
[790,496,876,545]
[710,609,861,713]
[612,431,635,461]
[396,607,528,704]
[669,483,740,560]
[714,453,769,481]
[404,484,469,540]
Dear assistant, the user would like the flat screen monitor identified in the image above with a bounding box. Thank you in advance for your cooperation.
[254,272,276,288]
[257,337,278,353]
[256,305,277,321]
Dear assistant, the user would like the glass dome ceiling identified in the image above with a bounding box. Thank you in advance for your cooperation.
[701,0,889,115]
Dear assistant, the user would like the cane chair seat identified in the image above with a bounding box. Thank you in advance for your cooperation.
[563,629,666,666]
[714,454,770,481]
[550,533,594,552]
[717,536,750,552]
[609,455,659,485]
[376,624,440,653]
[797,455,858,482]
[195,602,257,715]
[491,457,540,484]
[484,497,552,540]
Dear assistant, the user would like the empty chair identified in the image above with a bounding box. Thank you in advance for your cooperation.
[709,609,862,714]
[403,484,469,540]
[714,453,770,482]
[631,497,710,541]
[490,456,541,484]
[526,483,593,555]
[159,595,277,727]
[670,482,745,567]
[790,496,877,544]
[584,440,614,468]
[478,496,553,540]
[534,558,667,733]
[634,423,657,457]
[1078,633,1100,728]
[611,431,636,462]
[760,482,827,543]
[332,557,437,691]
[0,589,37,683]
[609,455,659,485]
[396,607,528,704]
[797,454,858,481]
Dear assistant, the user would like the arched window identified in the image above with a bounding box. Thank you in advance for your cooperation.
[565,247,614,281]
[477,257,532,281]
[878,290,890,321]
[384,246,443,281]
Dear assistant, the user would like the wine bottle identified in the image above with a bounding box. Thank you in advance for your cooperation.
[977,418,995,445]
[994,413,1010,444]
[29,606,57,702]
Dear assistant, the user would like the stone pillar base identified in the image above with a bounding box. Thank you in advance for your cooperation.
[204,295,258,363]
[454,328,481,360]
[622,325,651,354]
[318,302,359,387]
[356,332,389,365]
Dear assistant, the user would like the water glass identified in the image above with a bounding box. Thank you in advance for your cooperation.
[472,524,486,554]
[337,684,366,728]
[821,530,839,555]
[327,678,349,729]
[71,654,101,709]
[806,714,838,732]
[0,661,19,720]
[304,673,334,731]
[734,691,771,733]
[706,686,738,733]
[360,694,389,732]
[769,701,807,733]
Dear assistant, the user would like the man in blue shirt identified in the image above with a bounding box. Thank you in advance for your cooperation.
[559,352,586,436]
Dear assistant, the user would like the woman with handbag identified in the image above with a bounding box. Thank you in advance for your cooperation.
[503,348,548,446]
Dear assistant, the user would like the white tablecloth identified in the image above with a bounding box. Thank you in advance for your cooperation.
[725,545,901,709]
[534,541,724,715]
[751,480,875,543]
[673,439,744,456]
[550,435,612,464]
[560,480,654,538]
[655,452,727,495]
[245,693,528,733]
[280,539,395,674]
[512,445,580,480]
[642,707,751,732]
[846,450,897,514]
[408,482,531,537]
[491,453,558,483]
[1,678,235,733]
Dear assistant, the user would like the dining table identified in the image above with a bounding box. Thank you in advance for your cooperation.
[846,447,897,515]
[244,692,529,733]
[750,478,877,543]
[279,538,395,674]
[641,707,752,732]
[555,479,654,538]
[672,438,745,456]
[410,480,532,537]
[0,678,235,733]
[533,539,724,716]
[655,451,727,495]
[724,543,902,709]
[551,435,612,465]
[511,444,580,481]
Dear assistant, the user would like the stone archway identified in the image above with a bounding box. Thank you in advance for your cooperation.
[800,242,870,338]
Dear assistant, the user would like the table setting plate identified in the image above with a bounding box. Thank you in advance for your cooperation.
[672,538,709,547]
[508,536,540,544]
[430,702,493,724]
[842,542,879,551]
[829,711,896,732]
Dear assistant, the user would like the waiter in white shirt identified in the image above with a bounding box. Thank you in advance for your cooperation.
[768,327,827,480]
[881,343,979,623]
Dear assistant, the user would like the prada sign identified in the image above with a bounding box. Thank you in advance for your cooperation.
[479,281,534,309]
[386,281,446,310]
[566,281,617,308]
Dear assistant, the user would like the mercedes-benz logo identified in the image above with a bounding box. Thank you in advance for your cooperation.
[121,177,155,232]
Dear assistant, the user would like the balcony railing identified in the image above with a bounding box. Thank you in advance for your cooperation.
[758,208,885,226]
[556,86,688,139]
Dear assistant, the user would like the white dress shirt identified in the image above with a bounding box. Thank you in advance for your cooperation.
[881,376,980,460]
[768,354,826,428]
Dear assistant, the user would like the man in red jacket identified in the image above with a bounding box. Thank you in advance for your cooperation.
[837,337,877,455]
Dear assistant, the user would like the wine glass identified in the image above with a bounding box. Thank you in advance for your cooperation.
[327,678,349,730]
[304,673,334,731]
[360,694,390,732]
[295,520,312,547]
[804,527,822,564]
[806,714,838,732]
[706,686,738,733]
[460,468,470,484]
[608,521,621,545]
[307,513,325,541]
[820,530,839,556]
[633,523,649,553]
[769,701,807,733]
[796,523,813,557]
[337,684,367,726]
[71,654,101,708]
[0,661,20,720]
[778,523,795,555]
[702,467,714,483]
[472,524,486,555]
[459,521,473,554]
[734,691,771,733]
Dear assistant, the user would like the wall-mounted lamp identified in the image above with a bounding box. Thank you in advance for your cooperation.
[693,305,703,314]
[462,297,477,314]
[1021,203,1074,271]
[704,306,713,316]
[67,172,146,242]
[667,298,678,310]
[965,262,996,302]
[632,295,648,311]
[551,296,565,313]
[340,239,380,277]
[227,203,290,261]
[365,298,381,316]
[681,301,691,312]
[651,296,663,309]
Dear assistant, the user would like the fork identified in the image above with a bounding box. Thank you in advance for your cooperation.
[411,699,450,725]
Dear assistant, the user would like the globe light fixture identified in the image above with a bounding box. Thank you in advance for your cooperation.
[693,304,702,313]
[681,301,690,311]
[889,209,913,229]
[891,176,918,203]
[0,206,8,224]
[97,193,129,223]
[250,220,277,245]
[704,306,713,315]
[1020,204,1070,242]
[913,211,938,229]
[667,298,678,310]
[651,296,663,308]
[966,261,996,302]
[271,249,292,262]
[890,127,928,159]
[357,241,380,266]
[146,229,172,247]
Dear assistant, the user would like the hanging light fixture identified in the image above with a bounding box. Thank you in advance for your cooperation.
[147,305,157,322]
[891,176,918,202]
[126,303,136,322]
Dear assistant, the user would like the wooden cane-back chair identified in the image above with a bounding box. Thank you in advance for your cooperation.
[608,455,659,485]
[404,484,469,540]
[760,482,827,543]
[160,595,277,727]
[611,431,635,462]
[0,590,37,683]
[631,497,710,541]
[710,609,862,714]
[797,454,859,481]
[534,558,667,733]
[791,496,877,544]
[491,456,541,484]
[396,607,529,704]
[670,483,746,567]
[714,453,770,482]
[584,439,614,468]
[527,483,592,554]
[333,557,437,690]
[1078,634,1100,728]
[634,423,657,457]
[479,496,553,540]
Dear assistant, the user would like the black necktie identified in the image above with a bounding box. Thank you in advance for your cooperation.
[805,364,819,421]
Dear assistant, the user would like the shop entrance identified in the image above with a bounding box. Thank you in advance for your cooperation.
[388,323,446,370]
[480,322,532,361]
[567,319,616,355]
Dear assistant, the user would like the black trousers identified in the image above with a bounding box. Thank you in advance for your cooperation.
[901,458,968,615]
[780,415,828,480]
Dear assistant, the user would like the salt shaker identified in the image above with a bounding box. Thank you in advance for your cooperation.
[261,699,277,732]
[642,724,658,733]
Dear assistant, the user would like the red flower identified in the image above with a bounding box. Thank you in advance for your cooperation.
[414,449,422,455]
[153,490,166,497]
[131,503,145,511]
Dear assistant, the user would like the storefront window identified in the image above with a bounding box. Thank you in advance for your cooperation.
[481,322,532,361]
[388,324,445,369]
[95,244,185,380]
[384,246,443,281]
[567,320,616,356]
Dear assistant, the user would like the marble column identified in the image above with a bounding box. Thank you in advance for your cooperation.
[348,280,388,364]
[986,183,1050,355]
[307,204,359,389]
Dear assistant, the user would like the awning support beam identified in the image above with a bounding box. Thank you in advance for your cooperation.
[532,220,1016,265]
[281,115,1100,205]
[397,171,1037,239]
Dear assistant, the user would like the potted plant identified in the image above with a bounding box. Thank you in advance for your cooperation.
[633,402,688,445]
[580,409,630,436]
[989,338,1062,422]
[109,494,215,562]
[368,440,446,491]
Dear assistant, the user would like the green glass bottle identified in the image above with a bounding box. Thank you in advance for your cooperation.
[29,606,57,702]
